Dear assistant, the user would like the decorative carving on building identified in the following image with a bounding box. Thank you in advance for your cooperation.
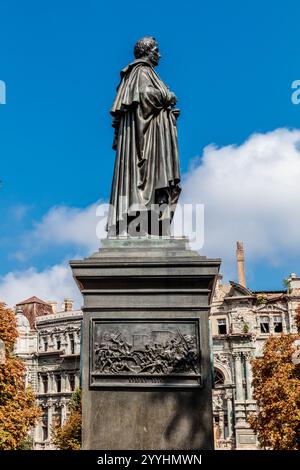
[243,351,252,360]
[256,304,287,313]
[213,393,224,410]
[224,389,233,400]
[90,320,201,388]
[232,351,242,359]
[214,353,230,365]
[217,439,235,449]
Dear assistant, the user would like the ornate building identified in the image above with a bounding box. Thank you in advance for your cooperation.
[14,297,82,449]
[14,243,300,449]
[211,243,299,449]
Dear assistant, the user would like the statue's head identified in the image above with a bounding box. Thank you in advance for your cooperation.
[134,36,161,67]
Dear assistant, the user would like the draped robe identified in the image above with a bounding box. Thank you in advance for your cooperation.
[107,59,181,235]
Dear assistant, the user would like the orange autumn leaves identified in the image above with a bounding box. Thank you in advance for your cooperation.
[249,333,300,449]
[0,302,41,450]
[51,388,81,450]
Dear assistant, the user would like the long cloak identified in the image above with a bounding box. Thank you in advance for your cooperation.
[107,59,181,234]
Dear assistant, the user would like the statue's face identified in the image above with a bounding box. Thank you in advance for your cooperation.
[148,44,161,67]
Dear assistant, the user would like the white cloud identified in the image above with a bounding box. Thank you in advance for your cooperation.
[31,202,103,251]
[180,127,300,279]
[0,263,82,309]
[16,202,109,261]
[2,202,109,308]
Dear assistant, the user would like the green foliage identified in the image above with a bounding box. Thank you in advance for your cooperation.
[18,434,34,450]
[69,387,81,412]
[283,278,291,293]
[257,295,267,305]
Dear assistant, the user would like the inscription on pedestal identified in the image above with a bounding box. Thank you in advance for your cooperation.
[90,319,201,388]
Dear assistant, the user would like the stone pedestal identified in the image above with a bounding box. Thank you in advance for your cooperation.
[234,400,257,449]
[70,237,220,450]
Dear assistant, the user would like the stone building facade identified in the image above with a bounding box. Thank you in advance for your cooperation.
[211,276,299,449]
[14,297,82,449]
[14,245,300,450]
[210,243,299,449]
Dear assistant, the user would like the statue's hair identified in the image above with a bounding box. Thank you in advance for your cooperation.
[134,36,157,59]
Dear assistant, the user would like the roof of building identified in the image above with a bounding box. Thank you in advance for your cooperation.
[252,290,286,295]
[16,296,50,306]
[229,281,254,296]
[16,296,53,328]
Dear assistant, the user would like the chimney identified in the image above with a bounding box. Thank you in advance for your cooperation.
[288,273,300,294]
[63,298,73,312]
[48,301,57,314]
[236,241,246,287]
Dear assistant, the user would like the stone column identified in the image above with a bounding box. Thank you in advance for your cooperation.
[75,373,80,389]
[63,373,68,391]
[219,411,225,439]
[244,352,253,400]
[35,401,42,443]
[74,329,80,354]
[61,401,67,425]
[49,333,54,350]
[225,389,233,438]
[282,313,287,333]
[70,237,221,450]
[48,402,53,440]
[233,352,244,400]
[66,373,70,391]
[236,241,246,287]
[61,333,68,354]
[49,372,54,393]
[269,316,274,334]
[233,351,257,449]
[61,372,66,392]
[31,360,38,394]
[66,333,70,355]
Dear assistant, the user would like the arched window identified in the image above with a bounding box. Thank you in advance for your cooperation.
[214,368,225,386]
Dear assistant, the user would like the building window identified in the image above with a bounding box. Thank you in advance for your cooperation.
[56,375,61,393]
[69,334,75,354]
[274,315,283,333]
[41,374,48,394]
[214,368,225,386]
[56,338,61,350]
[69,373,75,391]
[217,319,227,335]
[260,316,270,334]
[42,409,48,441]
[44,338,48,352]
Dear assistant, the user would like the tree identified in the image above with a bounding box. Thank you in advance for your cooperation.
[51,388,81,450]
[249,333,300,449]
[0,302,41,449]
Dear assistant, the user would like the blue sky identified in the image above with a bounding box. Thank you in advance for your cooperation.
[1,0,300,305]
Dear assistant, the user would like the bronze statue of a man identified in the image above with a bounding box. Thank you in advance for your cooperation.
[107,36,181,237]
